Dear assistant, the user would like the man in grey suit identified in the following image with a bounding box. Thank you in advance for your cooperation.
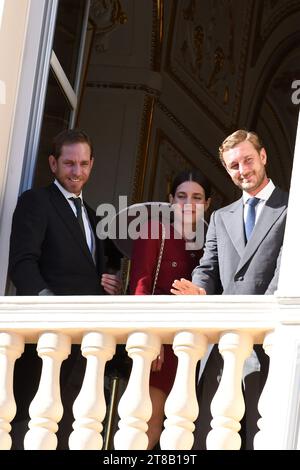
[171,129,288,449]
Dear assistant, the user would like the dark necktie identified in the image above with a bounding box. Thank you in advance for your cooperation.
[70,197,86,238]
[244,197,260,242]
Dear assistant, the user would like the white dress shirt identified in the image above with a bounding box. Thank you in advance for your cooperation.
[243,179,275,225]
[54,180,96,260]
[198,180,277,385]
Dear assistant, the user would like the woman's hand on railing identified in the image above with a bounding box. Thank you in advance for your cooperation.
[171,278,206,295]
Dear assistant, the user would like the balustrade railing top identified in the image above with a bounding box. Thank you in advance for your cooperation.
[0,294,299,451]
[0,295,278,344]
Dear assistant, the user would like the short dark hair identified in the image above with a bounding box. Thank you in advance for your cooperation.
[51,129,94,160]
[170,169,212,199]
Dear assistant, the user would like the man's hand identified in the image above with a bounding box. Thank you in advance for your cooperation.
[101,273,122,295]
[171,278,206,295]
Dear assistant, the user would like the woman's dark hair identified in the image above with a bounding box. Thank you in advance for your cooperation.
[170,169,212,199]
[51,129,94,160]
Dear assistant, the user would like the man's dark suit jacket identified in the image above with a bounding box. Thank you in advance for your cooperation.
[9,183,105,295]
[8,183,107,448]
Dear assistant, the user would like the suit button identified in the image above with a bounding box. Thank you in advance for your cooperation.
[171,261,177,267]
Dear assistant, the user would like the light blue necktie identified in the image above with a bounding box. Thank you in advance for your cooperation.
[244,197,260,242]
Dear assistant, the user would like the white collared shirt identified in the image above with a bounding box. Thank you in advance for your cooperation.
[54,180,95,259]
[197,181,276,386]
[243,179,275,225]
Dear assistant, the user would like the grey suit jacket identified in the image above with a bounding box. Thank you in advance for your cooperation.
[192,187,288,295]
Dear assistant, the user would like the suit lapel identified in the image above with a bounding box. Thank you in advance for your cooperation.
[48,184,96,267]
[236,187,287,273]
[221,198,246,258]
[85,202,104,273]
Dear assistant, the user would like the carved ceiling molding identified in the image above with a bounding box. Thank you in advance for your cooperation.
[265,98,293,178]
[260,0,300,40]
[165,0,253,132]
[249,39,300,136]
[149,129,228,207]
[156,100,227,177]
[149,129,200,198]
[251,0,300,65]
[89,0,128,53]
[149,129,197,200]
[86,80,160,97]
[258,107,291,190]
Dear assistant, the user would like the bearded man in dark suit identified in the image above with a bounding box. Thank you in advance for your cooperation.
[9,129,121,448]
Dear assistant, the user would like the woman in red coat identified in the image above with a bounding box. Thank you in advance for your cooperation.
[130,169,212,449]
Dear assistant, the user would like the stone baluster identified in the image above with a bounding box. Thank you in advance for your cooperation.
[206,331,252,450]
[160,331,208,450]
[114,331,160,450]
[69,332,116,449]
[253,331,274,449]
[0,332,24,449]
[24,332,71,450]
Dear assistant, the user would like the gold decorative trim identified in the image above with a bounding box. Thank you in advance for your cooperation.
[149,128,199,198]
[86,81,160,96]
[90,0,128,53]
[165,0,253,132]
[151,0,164,71]
[131,95,156,203]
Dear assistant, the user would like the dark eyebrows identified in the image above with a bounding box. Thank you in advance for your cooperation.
[177,191,204,197]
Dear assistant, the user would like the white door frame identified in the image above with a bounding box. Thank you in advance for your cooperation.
[0,0,59,294]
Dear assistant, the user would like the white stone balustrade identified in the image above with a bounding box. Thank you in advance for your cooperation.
[160,331,208,450]
[114,331,160,450]
[24,332,71,450]
[69,331,116,449]
[0,332,24,449]
[0,295,299,449]
[206,331,253,450]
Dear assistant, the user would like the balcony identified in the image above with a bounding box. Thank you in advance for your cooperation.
[0,294,299,450]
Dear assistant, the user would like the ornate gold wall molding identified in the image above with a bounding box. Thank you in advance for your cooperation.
[131,95,156,204]
[165,0,253,132]
[149,128,196,200]
[90,0,128,53]
[86,80,160,97]
[151,0,164,71]
[157,100,224,173]
[148,129,228,209]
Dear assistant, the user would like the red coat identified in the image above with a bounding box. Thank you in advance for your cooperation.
[130,222,202,394]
